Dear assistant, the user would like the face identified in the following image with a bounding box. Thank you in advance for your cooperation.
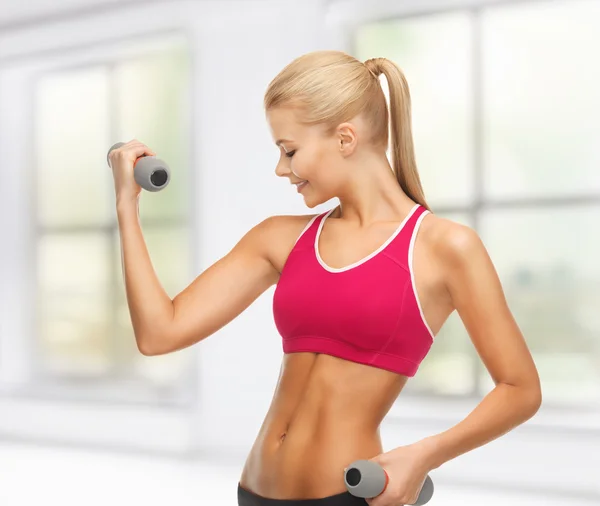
[266,106,358,207]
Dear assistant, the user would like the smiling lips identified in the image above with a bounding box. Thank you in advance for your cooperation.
[293,181,308,192]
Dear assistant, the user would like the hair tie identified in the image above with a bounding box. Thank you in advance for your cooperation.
[364,58,383,79]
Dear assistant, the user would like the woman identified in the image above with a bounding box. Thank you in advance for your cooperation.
[108,51,542,506]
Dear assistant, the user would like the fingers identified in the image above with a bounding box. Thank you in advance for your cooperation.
[127,139,156,157]
[124,139,156,154]
[108,139,156,167]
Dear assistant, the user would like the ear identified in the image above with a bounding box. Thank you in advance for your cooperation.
[335,122,358,157]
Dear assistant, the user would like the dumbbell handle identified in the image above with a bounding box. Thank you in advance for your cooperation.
[344,459,434,505]
[107,141,171,192]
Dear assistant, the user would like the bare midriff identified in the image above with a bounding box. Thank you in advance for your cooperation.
[238,351,409,500]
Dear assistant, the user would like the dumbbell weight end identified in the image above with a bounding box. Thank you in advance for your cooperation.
[107,141,171,192]
[344,459,434,505]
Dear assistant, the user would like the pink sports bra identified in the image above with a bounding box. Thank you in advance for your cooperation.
[272,204,434,377]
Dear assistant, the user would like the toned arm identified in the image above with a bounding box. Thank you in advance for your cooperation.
[117,198,281,356]
[421,220,542,471]
[164,216,281,355]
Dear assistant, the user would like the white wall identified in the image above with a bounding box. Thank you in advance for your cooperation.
[0,0,598,501]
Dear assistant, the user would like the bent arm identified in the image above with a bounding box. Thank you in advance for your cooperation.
[419,224,542,471]
[117,198,280,355]
[117,198,173,354]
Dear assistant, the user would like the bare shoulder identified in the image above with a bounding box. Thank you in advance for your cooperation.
[419,212,486,265]
[255,212,321,273]
[418,212,497,306]
[260,212,320,235]
[418,213,541,399]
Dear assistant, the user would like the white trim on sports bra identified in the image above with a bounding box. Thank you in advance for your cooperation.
[314,203,420,273]
[408,209,435,340]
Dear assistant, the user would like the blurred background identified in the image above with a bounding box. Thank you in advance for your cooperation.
[0,0,598,504]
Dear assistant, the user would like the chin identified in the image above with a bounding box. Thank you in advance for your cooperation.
[302,191,333,209]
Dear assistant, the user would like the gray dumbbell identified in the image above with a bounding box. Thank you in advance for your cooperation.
[344,459,434,505]
[107,141,171,192]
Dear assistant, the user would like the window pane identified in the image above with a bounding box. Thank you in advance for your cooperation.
[37,233,112,376]
[114,44,191,221]
[32,40,193,394]
[113,225,193,386]
[38,295,112,376]
[483,1,600,198]
[35,66,112,227]
[407,212,476,395]
[355,13,474,207]
[479,206,600,406]
[38,232,110,296]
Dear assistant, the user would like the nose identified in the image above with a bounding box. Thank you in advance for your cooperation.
[274,158,291,178]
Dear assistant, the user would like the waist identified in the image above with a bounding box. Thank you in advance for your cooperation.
[240,414,383,500]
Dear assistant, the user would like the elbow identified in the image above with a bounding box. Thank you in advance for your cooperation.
[134,310,176,356]
[521,384,543,418]
[137,338,159,356]
[135,329,170,356]
[529,388,543,413]
[133,313,199,356]
[502,380,542,420]
[528,372,543,411]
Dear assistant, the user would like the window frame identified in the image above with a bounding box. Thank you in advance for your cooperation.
[1,30,199,409]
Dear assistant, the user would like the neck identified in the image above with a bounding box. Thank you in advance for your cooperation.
[334,153,415,226]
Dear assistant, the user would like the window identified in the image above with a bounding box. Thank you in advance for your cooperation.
[33,41,194,402]
[355,0,600,408]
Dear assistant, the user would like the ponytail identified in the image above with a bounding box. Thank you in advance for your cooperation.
[364,58,429,211]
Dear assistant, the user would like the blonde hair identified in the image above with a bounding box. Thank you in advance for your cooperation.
[264,50,429,210]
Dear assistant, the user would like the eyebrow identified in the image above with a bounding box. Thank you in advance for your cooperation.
[275,139,293,146]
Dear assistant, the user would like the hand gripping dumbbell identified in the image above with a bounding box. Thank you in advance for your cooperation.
[107,142,171,192]
[344,459,434,505]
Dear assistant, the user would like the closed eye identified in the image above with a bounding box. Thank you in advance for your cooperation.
[285,150,296,158]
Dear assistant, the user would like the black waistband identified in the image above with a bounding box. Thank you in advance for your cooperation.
[237,483,367,506]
